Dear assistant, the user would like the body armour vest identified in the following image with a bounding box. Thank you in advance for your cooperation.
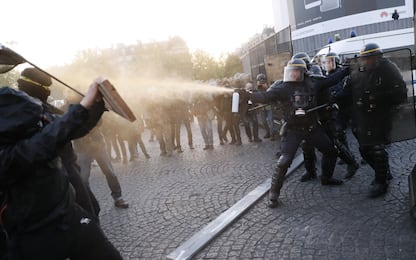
[282,78,319,128]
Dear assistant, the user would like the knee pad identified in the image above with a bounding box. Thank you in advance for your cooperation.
[373,144,386,156]
[277,154,291,169]
[373,145,388,168]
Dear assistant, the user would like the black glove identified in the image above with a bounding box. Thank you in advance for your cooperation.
[235,88,250,103]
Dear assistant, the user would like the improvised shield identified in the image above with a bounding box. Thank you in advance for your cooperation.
[0,44,26,73]
[98,79,136,122]
[349,48,416,145]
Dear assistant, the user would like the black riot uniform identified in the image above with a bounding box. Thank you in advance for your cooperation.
[293,53,320,182]
[291,53,334,182]
[292,52,359,182]
[347,43,407,197]
[247,59,349,208]
[320,52,359,179]
[326,53,355,163]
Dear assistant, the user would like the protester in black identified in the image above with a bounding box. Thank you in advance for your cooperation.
[16,68,100,219]
[0,81,123,259]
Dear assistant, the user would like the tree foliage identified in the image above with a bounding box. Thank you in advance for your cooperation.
[0,68,19,88]
[49,36,243,84]
[191,50,220,81]
[222,54,243,78]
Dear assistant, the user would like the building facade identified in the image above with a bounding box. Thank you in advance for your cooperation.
[241,0,414,82]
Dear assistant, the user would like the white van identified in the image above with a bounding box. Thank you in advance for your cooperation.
[313,27,415,91]
[314,27,414,59]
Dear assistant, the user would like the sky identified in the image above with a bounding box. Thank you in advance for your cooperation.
[2,0,275,68]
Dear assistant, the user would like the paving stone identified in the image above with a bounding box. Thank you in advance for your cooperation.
[87,123,416,259]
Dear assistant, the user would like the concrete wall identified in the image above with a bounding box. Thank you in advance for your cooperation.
[264,52,291,82]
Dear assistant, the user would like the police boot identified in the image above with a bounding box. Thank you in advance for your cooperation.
[268,167,287,208]
[321,177,343,185]
[368,146,389,197]
[301,141,316,182]
[321,168,343,185]
[368,181,388,198]
[300,170,317,182]
[320,149,342,185]
[344,162,359,179]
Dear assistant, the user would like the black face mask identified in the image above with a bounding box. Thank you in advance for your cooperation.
[292,90,312,117]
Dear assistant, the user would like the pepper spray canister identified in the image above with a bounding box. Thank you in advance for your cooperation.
[232,91,239,113]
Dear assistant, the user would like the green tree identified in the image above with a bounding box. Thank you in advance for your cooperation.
[49,37,243,83]
[191,50,220,81]
[0,68,19,88]
[160,36,193,79]
[222,54,243,78]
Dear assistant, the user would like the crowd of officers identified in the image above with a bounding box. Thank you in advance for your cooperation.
[0,42,407,259]
[240,42,407,208]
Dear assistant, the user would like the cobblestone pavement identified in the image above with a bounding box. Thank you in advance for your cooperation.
[88,122,416,260]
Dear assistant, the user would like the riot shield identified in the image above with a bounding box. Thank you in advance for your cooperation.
[349,48,416,145]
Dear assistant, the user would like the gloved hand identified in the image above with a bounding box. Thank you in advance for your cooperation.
[234,88,250,103]
[231,88,250,115]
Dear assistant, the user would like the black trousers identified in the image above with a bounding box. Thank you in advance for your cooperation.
[280,126,337,178]
[359,144,389,183]
[7,204,122,260]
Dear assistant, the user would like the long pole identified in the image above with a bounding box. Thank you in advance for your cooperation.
[24,60,84,97]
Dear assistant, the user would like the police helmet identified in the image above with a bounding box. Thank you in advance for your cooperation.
[325,52,340,64]
[292,52,311,69]
[324,52,340,72]
[309,64,325,77]
[283,59,307,82]
[359,43,383,57]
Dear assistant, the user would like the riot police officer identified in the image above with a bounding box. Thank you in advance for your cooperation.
[347,43,407,197]
[243,58,349,208]
[291,52,357,182]
[291,52,319,181]
[323,52,360,179]
[292,52,312,70]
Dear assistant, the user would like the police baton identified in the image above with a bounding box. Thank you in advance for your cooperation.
[248,104,268,112]
[305,103,332,113]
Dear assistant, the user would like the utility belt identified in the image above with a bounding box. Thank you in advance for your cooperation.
[287,121,321,132]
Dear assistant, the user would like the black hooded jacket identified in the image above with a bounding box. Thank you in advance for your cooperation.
[0,87,103,233]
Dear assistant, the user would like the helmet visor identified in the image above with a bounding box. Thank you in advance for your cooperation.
[283,66,304,82]
[323,56,336,72]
